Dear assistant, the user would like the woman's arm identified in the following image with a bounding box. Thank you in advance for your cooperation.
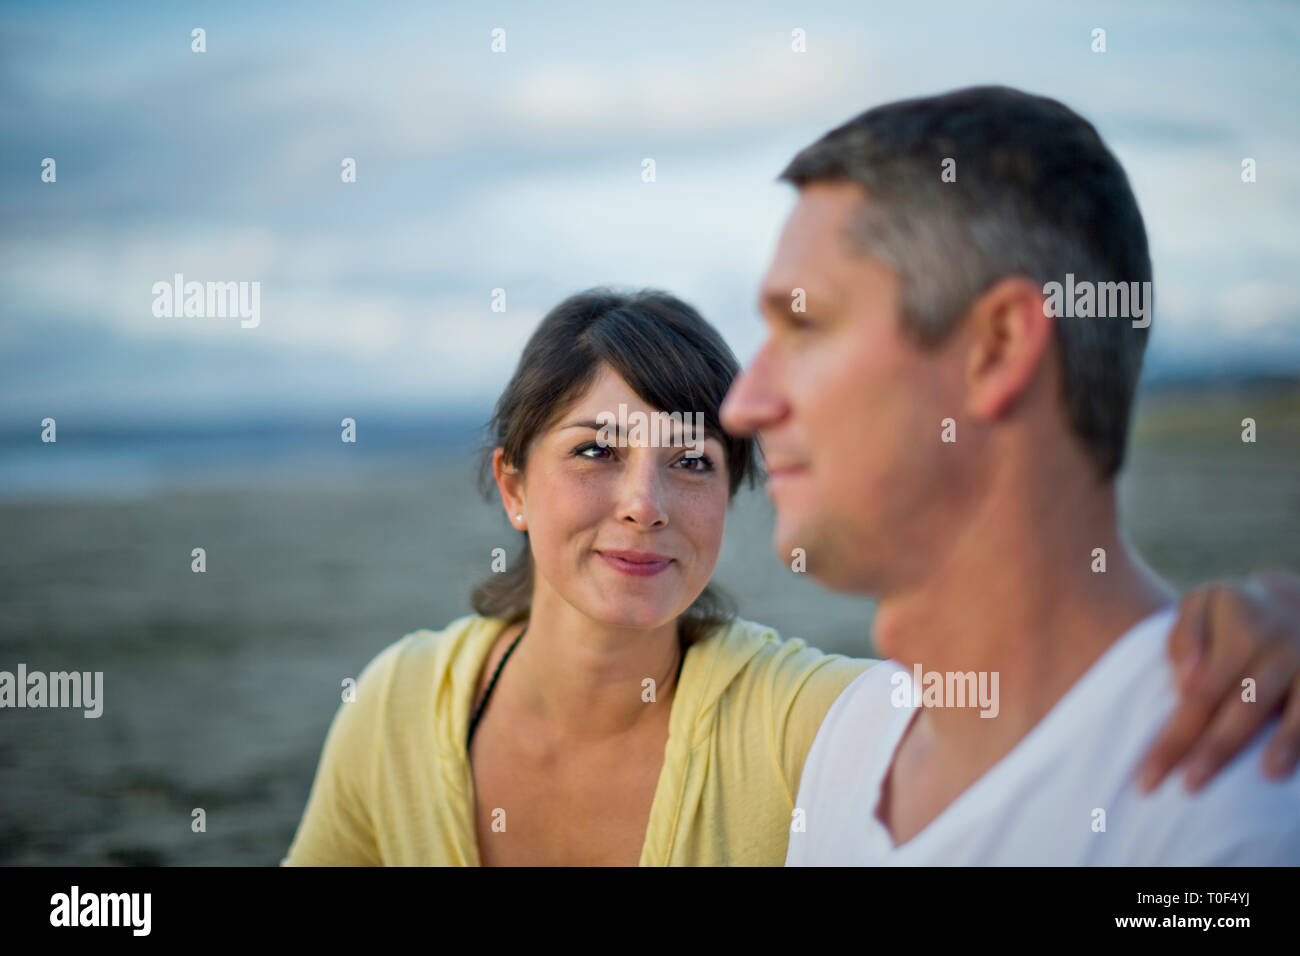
[1141,571,1300,792]
[281,646,399,866]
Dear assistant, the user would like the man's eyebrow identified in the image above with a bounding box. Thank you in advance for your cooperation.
[758,286,839,316]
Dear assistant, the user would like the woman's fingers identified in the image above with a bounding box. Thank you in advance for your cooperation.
[1181,642,1298,791]
[1141,588,1224,792]
[1142,575,1300,792]
[1263,674,1300,778]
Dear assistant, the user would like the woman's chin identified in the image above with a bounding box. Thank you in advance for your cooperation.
[583,596,685,632]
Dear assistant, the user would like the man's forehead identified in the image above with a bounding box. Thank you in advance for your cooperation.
[762,183,890,308]
[759,238,849,313]
[759,183,868,303]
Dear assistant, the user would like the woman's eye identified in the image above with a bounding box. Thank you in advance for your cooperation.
[675,453,715,473]
[575,441,614,460]
[574,441,712,472]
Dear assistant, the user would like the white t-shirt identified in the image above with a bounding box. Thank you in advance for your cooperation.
[786,606,1300,865]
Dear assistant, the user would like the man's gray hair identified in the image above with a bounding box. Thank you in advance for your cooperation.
[780,85,1153,479]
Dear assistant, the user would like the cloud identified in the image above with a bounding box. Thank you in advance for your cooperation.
[3,0,1298,422]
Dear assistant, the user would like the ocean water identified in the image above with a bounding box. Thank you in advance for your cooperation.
[0,417,487,501]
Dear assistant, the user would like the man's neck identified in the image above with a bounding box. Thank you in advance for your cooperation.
[872,468,1174,844]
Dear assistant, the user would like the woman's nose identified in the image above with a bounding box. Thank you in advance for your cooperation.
[617,455,668,528]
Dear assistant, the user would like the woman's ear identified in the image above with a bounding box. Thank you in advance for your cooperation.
[492,447,527,530]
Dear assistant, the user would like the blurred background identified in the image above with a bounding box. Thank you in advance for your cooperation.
[1,0,1297,865]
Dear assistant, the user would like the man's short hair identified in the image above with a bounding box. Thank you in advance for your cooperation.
[780,85,1152,479]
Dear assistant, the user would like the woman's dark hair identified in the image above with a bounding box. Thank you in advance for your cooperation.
[470,287,759,645]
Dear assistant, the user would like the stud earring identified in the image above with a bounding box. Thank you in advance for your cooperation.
[515,513,523,523]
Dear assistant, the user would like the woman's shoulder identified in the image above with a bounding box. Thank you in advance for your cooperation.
[329,613,506,758]
[698,616,875,670]
[691,619,879,800]
[352,614,503,709]
[691,617,877,710]
[382,612,497,659]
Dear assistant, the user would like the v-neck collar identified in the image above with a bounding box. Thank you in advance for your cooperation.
[863,605,1178,860]
[439,617,707,867]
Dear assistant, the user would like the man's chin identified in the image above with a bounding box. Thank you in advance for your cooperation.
[772,522,876,594]
[772,520,814,572]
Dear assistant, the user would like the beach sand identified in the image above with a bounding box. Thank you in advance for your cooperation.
[1,385,1296,865]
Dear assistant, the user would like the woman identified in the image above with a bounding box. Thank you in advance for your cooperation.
[284,288,1300,866]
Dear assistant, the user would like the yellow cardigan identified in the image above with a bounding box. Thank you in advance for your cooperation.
[282,614,872,866]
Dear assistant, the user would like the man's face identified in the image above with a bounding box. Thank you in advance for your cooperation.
[720,181,964,594]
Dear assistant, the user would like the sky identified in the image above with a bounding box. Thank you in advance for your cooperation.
[2,0,1298,427]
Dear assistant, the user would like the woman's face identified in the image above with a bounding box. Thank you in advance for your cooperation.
[496,363,731,631]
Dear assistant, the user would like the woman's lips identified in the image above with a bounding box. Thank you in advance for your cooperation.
[597,550,674,577]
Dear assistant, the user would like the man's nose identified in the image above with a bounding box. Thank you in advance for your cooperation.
[721,360,784,438]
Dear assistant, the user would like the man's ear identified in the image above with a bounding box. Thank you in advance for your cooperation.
[962,275,1055,422]
[492,447,526,525]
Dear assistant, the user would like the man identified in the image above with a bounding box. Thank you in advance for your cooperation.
[719,86,1300,864]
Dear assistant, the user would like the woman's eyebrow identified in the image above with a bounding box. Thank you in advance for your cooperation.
[558,418,725,445]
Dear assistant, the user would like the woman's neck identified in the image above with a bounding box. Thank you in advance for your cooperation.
[503,588,684,742]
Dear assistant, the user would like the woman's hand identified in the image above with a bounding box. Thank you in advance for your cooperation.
[1140,572,1300,793]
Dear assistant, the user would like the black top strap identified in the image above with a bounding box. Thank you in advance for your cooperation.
[465,626,688,749]
[466,625,527,748]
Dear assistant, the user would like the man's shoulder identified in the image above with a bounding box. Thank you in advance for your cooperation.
[812,657,909,735]
[794,659,909,799]
[1047,605,1299,865]
[1107,718,1300,865]
[784,659,909,865]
